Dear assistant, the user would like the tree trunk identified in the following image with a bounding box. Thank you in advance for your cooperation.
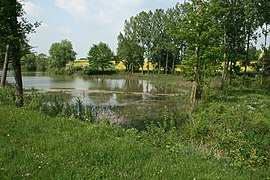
[190,45,200,108]
[158,59,161,74]
[1,44,9,88]
[265,24,268,47]
[165,51,168,75]
[221,31,227,90]
[243,31,250,86]
[172,54,175,75]
[12,44,24,107]
[261,24,268,86]
[229,58,233,85]
[147,60,150,74]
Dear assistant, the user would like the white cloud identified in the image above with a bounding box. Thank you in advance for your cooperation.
[55,0,87,14]
[57,26,72,34]
[23,1,41,17]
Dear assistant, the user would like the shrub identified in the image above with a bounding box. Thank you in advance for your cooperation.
[0,86,16,105]
[190,100,270,169]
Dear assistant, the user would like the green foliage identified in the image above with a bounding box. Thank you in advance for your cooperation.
[87,42,114,72]
[0,0,39,106]
[25,92,94,122]
[190,91,270,169]
[21,53,49,72]
[49,39,76,70]
[0,86,16,105]
[21,53,37,71]
[117,33,144,72]
[36,53,48,72]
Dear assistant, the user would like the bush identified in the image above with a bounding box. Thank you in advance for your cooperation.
[190,98,270,169]
[0,86,16,105]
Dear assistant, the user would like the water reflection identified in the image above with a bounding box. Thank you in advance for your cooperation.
[5,71,189,128]
[6,71,184,107]
[6,72,173,94]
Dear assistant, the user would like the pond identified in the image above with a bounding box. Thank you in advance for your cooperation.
[6,72,189,129]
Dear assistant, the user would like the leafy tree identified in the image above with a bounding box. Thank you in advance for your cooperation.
[118,16,145,73]
[135,11,153,74]
[87,42,114,71]
[150,9,167,74]
[21,53,48,72]
[0,0,39,106]
[257,0,270,48]
[48,39,76,70]
[36,53,48,72]
[242,0,259,83]
[117,33,144,73]
[257,0,270,85]
[180,0,221,103]
[164,7,185,75]
[210,0,246,88]
[21,53,36,71]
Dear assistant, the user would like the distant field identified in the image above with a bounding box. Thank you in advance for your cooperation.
[69,60,254,72]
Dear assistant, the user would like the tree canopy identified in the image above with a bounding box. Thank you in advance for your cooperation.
[117,0,270,100]
[48,39,76,70]
[87,42,114,71]
[0,0,39,106]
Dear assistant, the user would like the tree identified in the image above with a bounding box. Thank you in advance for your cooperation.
[48,39,76,70]
[36,53,48,72]
[151,9,167,74]
[117,16,145,73]
[242,0,259,84]
[0,0,39,106]
[180,0,221,104]
[135,11,153,74]
[164,7,184,75]
[87,42,114,71]
[257,0,270,85]
[117,33,144,73]
[21,53,37,71]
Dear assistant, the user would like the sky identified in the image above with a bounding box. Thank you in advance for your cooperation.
[22,0,183,59]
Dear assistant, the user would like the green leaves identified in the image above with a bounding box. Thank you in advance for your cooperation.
[87,42,114,71]
[48,39,76,70]
[117,33,144,73]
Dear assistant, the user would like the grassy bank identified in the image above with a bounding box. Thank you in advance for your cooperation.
[1,74,270,178]
[0,106,266,179]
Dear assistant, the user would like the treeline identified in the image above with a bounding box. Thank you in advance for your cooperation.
[117,0,270,101]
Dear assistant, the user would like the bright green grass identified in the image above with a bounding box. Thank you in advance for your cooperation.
[0,106,265,179]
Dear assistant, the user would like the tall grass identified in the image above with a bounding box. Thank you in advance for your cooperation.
[0,106,265,179]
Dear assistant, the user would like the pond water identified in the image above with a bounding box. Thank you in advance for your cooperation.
[5,72,188,128]
[6,72,183,104]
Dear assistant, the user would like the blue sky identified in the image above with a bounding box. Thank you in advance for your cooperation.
[22,0,182,59]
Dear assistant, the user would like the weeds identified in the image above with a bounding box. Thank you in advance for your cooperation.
[189,92,270,170]
[0,86,16,105]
